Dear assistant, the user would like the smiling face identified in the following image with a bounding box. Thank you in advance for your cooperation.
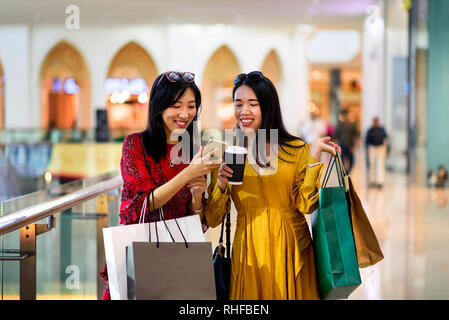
[234,85,262,133]
[161,87,197,143]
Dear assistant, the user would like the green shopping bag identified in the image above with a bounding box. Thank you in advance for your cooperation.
[311,155,361,299]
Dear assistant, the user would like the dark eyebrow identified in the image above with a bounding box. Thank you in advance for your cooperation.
[173,100,196,104]
[235,99,258,102]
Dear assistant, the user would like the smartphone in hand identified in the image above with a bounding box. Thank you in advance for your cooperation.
[203,139,227,160]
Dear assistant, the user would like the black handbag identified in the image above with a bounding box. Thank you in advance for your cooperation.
[212,213,231,300]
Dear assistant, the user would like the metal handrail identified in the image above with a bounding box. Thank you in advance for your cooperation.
[0,175,123,236]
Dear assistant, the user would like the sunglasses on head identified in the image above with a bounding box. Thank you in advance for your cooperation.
[157,71,195,87]
[233,71,264,85]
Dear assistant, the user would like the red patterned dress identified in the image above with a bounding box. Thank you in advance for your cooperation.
[101,131,204,300]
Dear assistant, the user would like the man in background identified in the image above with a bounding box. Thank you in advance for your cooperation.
[298,108,327,145]
[335,110,359,174]
[366,117,389,188]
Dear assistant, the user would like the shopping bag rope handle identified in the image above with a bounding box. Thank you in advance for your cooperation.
[158,203,176,243]
[322,155,344,188]
[150,190,159,244]
[150,189,189,248]
[322,156,335,187]
[139,193,148,225]
[335,152,348,177]
[335,156,344,186]
[174,218,189,248]
[219,213,226,244]
[335,152,347,186]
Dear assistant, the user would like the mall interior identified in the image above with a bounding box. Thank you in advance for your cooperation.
[0,0,448,300]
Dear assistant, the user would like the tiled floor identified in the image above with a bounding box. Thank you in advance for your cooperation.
[349,172,449,299]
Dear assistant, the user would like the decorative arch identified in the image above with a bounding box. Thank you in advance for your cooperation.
[106,41,158,131]
[201,45,241,130]
[40,41,91,130]
[260,49,283,88]
[0,61,4,129]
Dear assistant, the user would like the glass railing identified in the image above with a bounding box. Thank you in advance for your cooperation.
[0,128,225,144]
[0,130,127,201]
[0,128,132,144]
[0,170,122,300]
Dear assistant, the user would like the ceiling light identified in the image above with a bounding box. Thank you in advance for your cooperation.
[312,70,322,80]
[137,93,148,104]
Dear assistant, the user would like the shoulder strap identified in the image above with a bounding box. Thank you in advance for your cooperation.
[218,212,231,258]
[225,213,231,259]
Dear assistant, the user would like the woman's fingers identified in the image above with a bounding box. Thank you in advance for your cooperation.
[187,181,205,189]
[323,144,337,156]
[317,137,341,157]
[217,174,229,184]
[221,164,233,173]
[187,176,206,187]
[203,148,221,162]
[220,171,233,178]
[327,141,341,155]
[191,175,207,182]
[201,148,222,173]
[310,137,341,159]
[202,147,215,159]
[188,180,206,190]
[219,164,233,177]
[190,185,206,191]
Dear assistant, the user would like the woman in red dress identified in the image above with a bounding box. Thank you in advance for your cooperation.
[101,71,221,299]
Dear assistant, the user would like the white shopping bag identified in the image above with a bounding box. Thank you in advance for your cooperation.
[103,195,205,300]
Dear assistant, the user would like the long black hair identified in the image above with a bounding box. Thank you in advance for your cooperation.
[142,72,202,163]
[232,71,304,166]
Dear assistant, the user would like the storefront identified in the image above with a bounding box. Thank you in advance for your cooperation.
[105,42,157,132]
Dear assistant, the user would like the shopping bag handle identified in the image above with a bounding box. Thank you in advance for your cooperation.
[334,154,345,185]
[322,156,335,187]
[335,151,348,177]
[150,189,189,248]
[322,155,344,188]
[138,189,155,225]
[150,189,159,245]
[138,194,148,225]
[218,214,226,245]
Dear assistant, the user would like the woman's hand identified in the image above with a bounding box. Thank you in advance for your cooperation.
[217,163,233,192]
[309,136,342,161]
[187,176,207,197]
[186,147,222,179]
[188,176,207,212]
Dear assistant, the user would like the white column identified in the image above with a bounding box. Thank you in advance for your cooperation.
[383,0,409,173]
[362,5,385,135]
[166,25,201,73]
[283,25,313,135]
[0,25,31,128]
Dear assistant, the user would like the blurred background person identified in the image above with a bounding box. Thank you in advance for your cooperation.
[365,117,388,188]
[436,165,448,188]
[297,106,327,145]
[335,110,359,174]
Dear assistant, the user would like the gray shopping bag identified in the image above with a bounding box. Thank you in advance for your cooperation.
[126,189,216,300]
[127,241,216,300]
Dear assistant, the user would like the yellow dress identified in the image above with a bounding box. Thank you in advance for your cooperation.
[204,140,324,300]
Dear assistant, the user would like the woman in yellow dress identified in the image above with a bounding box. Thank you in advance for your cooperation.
[204,71,340,300]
